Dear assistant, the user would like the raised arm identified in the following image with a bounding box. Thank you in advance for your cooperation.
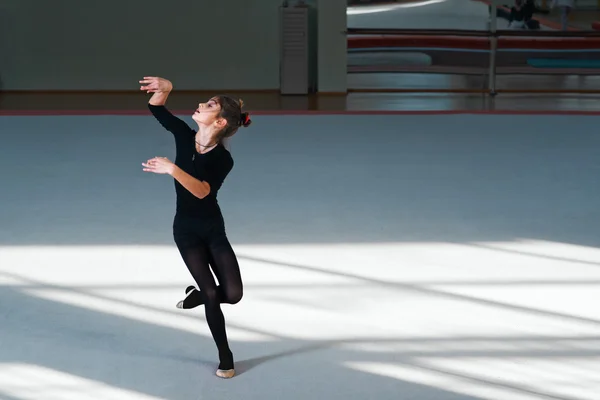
[140,76,194,137]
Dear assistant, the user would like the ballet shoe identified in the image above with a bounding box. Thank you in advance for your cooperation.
[176,286,198,309]
[217,350,234,378]
[216,368,235,379]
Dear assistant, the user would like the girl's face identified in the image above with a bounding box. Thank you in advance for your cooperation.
[192,97,222,126]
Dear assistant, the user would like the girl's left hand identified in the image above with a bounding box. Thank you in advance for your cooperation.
[142,157,175,175]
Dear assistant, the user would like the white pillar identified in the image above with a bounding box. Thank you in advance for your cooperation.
[316,0,347,94]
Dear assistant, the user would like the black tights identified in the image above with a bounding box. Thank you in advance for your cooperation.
[174,216,243,370]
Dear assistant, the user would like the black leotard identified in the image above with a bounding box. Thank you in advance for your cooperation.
[148,104,233,219]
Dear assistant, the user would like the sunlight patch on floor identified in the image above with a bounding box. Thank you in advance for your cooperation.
[346,353,600,400]
[345,360,559,400]
[0,363,164,400]
[2,239,600,398]
[2,239,600,341]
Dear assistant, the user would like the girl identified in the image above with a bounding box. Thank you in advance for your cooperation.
[140,76,251,379]
[552,0,574,30]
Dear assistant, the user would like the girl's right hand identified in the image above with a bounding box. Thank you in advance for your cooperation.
[139,77,173,93]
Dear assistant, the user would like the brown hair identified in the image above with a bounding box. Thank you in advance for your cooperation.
[214,95,251,142]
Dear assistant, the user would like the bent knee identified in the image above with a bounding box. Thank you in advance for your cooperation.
[225,287,243,304]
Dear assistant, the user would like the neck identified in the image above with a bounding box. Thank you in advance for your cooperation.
[195,126,218,153]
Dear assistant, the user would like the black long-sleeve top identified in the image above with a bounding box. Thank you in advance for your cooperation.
[148,104,234,219]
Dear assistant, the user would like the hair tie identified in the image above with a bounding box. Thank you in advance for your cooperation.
[239,113,251,127]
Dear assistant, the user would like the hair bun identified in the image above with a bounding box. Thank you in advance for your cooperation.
[240,112,252,128]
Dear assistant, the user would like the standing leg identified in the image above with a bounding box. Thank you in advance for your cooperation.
[204,229,243,378]
[175,241,235,375]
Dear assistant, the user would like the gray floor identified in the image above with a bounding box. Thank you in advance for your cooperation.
[1,113,600,400]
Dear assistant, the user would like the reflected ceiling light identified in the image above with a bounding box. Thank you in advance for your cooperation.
[347,0,447,15]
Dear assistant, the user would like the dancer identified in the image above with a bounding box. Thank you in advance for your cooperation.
[552,0,574,30]
[140,76,251,379]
